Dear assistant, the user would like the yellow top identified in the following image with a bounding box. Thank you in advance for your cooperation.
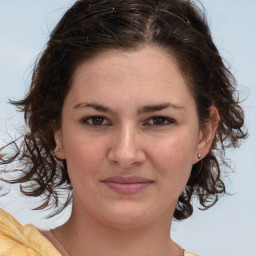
[0,208,61,256]
[0,208,198,256]
[184,250,198,256]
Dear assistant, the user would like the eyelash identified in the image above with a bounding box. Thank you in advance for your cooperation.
[144,116,174,126]
[81,116,174,127]
[81,116,111,126]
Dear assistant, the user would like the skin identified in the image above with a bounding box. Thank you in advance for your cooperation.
[52,45,218,256]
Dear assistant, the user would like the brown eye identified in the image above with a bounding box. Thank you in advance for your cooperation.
[152,117,166,125]
[146,116,174,126]
[83,116,109,126]
[91,116,104,125]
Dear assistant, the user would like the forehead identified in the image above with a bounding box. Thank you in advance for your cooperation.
[68,45,196,111]
[72,46,185,88]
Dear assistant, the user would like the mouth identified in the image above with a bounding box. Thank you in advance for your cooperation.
[101,176,153,195]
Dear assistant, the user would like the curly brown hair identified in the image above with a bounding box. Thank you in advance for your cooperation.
[0,0,247,220]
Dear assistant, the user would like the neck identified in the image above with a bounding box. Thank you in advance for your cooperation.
[53,202,180,256]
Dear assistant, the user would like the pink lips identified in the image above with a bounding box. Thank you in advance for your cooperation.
[102,176,153,195]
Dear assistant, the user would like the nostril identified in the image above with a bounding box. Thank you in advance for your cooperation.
[107,129,146,168]
[110,159,119,165]
[107,147,146,169]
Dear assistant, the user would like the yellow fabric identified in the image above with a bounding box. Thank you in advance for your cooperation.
[184,250,198,256]
[0,208,198,256]
[0,208,61,256]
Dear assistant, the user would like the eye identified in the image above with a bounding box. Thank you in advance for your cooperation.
[82,116,110,126]
[145,116,174,126]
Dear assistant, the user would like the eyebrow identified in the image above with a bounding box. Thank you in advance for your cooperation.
[73,103,113,113]
[73,102,185,114]
[138,103,185,114]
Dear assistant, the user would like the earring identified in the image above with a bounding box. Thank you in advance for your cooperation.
[197,153,202,159]
[59,146,63,150]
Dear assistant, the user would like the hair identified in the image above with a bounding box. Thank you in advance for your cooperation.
[0,0,247,220]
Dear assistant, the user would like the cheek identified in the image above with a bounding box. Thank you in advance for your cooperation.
[149,132,196,187]
[63,135,107,183]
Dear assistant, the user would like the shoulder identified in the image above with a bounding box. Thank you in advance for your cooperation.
[0,208,61,256]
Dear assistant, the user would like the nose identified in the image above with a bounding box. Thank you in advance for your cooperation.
[107,124,146,169]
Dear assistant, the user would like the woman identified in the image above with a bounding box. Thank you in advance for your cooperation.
[0,0,246,255]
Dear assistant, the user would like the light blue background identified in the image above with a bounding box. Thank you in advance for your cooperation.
[0,1,255,255]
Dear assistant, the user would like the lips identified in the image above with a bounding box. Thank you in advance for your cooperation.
[101,176,153,195]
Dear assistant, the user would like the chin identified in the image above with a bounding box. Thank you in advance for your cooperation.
[99,204,155,229]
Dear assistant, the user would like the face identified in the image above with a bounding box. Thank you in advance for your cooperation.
[55,45,215,229]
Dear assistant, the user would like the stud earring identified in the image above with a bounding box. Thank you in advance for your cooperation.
[59,146,63,150]
[197,153,202,159]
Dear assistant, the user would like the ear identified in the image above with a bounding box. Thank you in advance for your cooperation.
[193,106,219,163]
[54,129,66,160]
